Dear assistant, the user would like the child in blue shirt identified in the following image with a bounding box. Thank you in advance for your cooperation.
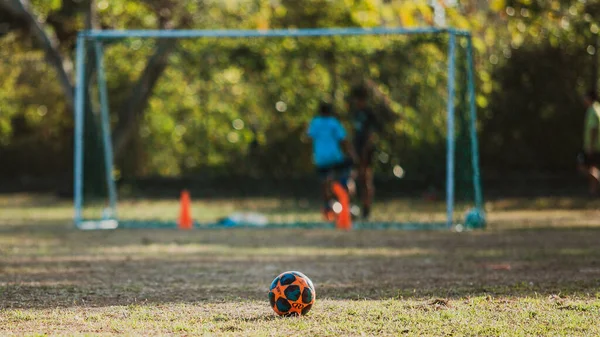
[307,103,358,219]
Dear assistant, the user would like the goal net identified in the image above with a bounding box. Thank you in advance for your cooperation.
[73,27,483,230]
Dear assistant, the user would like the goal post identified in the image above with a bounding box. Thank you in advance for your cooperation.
[73,27,483,230]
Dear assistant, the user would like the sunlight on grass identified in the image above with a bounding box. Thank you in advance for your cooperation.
[3,194,600,229]
[2,194,600,335]
[89,244,435,258]
[0,194,450,224]
[1,298,599,336]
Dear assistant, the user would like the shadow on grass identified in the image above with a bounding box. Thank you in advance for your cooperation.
[1,221,600,309]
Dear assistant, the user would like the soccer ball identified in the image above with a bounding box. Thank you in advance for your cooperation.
[268,271,315,316]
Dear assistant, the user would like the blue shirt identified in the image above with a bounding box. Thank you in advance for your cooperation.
[307,116,346,167]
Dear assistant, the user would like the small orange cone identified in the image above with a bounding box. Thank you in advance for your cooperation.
[331,182,352,230]
[178,190,193,230]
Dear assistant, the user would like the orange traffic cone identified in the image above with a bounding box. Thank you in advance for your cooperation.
[331,182,352,230]
[178,190,193,230]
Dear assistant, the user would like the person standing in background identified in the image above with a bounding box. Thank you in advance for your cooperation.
[579,90,600,197]
[349,85,381,219]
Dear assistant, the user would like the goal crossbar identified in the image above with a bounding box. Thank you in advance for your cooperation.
[79,27,472,40]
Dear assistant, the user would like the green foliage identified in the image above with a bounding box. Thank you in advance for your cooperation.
[103,33,455,178]
[0,31,69,178]
[2,0,600,182]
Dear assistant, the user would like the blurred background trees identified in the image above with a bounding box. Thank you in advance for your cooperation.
[1,0,599,192]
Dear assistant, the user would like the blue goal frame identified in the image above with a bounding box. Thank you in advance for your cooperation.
[73,27,483,230]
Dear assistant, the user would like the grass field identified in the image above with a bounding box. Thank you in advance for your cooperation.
[1,194,600,336]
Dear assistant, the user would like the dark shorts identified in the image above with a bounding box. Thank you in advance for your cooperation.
[356,145,375,167]
[354,134,376,166]
[317,159,354,181]
[578,151,600,167]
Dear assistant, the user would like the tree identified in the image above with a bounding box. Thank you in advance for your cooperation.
[0,0,74,107]
[0,0,190,188]
[5,0,600,186]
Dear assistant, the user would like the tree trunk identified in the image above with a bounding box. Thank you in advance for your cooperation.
[591,34,599,95]
[82,0,107,197]
[112,39,177,162]
[364,77,399,122]
[85,0,99,30]
[0,0,75,109]
[326,42,337,101]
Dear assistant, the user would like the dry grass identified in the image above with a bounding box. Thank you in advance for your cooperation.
[1,194,600,335]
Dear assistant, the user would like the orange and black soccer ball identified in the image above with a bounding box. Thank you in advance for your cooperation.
[269,271,315,316]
